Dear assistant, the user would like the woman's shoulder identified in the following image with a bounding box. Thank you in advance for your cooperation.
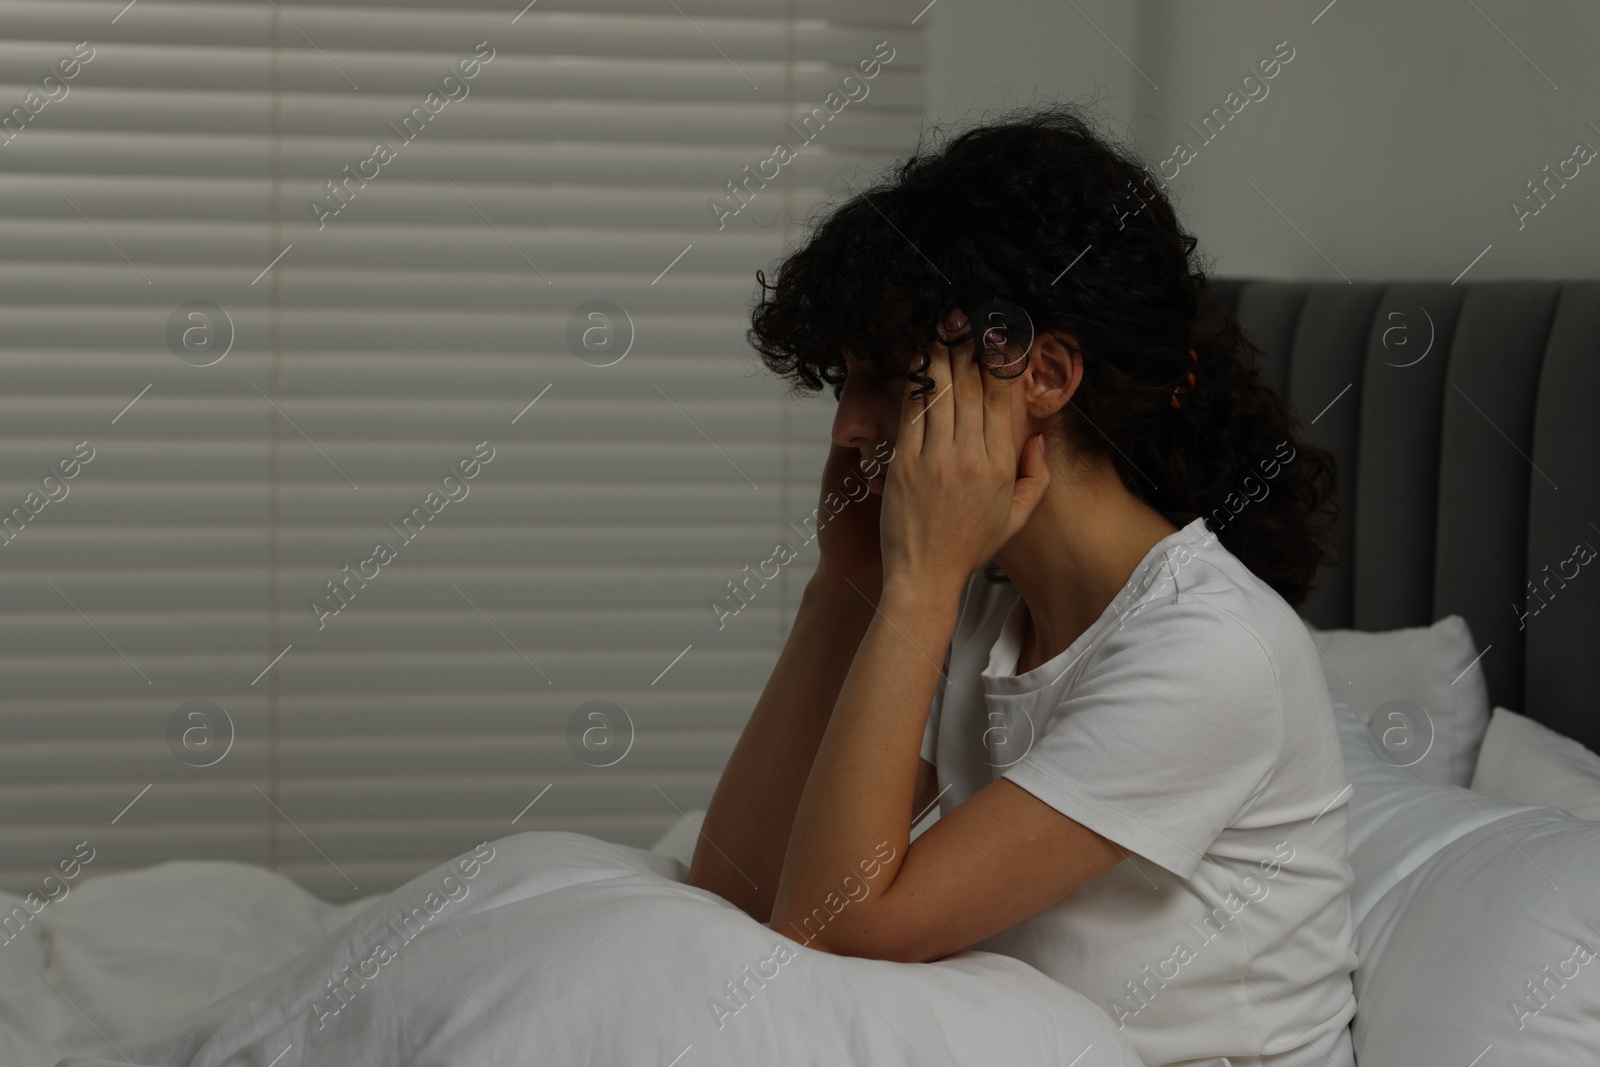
[1075,550,1300,754]
[1106,540,1346,787]
[1096,590,1284,719]
[1127,530,1307,675]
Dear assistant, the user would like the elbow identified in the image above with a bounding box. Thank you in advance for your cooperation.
[688,854,771,924]
[769,899,932,964]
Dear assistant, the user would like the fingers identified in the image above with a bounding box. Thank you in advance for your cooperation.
[896,347,927,456]
[981,329,1015,464]
[901,307,1000,461]
[949,311,984,449]
[1004,434,1052,539]
[920,338,955,449]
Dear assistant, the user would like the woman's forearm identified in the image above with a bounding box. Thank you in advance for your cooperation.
[770,578,960,943]
[685,575,879,920]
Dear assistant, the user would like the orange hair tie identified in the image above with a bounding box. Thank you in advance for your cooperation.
[1170,347,1198,410]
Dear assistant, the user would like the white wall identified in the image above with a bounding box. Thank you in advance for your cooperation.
[926,0,1600,281]
[922,0,1142,137]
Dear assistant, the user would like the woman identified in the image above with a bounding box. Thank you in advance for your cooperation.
[686,101,1358,1067]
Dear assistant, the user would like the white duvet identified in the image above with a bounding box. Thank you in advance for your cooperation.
[5,832,1143,1067]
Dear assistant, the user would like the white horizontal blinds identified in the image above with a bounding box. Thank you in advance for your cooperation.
[0,0,924,900]
[0,0,282,898]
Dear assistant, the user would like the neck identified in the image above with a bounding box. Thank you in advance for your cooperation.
[993,454,1181,670]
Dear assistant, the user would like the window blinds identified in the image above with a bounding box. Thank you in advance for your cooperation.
[0,0,926,901]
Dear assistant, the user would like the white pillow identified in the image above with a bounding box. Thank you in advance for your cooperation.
[1333,688,1600,1066]
[0,891,66,1067]
[1471,707,1600,820]
[1309,614,1491,786]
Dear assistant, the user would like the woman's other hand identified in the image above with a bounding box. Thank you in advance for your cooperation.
[810,441,887,597]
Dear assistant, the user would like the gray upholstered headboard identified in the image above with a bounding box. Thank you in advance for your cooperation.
[1206,279,1600,753]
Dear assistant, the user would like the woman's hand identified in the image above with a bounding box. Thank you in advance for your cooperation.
[810,441,887,595]
[879,311,1051,599]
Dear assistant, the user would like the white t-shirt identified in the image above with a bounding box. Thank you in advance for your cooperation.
[920,517,1358,1067]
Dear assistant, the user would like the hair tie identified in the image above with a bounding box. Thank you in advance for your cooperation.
[1170,347,1198,410]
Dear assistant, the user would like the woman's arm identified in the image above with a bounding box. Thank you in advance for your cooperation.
[770,577,1123,961]
[687,440,941,920]
[686,576,876,919]
[770,329,1124,961]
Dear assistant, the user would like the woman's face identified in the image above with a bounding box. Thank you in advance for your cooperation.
[832,343,1035,496]
[831,350,904,495]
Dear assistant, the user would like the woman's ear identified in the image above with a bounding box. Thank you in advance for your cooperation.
[1022,331,1082,419]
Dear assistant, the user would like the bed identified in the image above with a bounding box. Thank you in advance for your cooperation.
[4,277,1598,1067]
[1203,276,1599,749]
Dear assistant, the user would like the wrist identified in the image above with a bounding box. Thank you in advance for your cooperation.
[804,571,881,610]
[879,572,964,621]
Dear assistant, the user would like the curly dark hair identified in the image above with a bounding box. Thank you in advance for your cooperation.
[746,100,1340,606]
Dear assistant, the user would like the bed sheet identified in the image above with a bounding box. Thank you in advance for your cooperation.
[0,858,378,1065]
[3,831,1143,1067]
